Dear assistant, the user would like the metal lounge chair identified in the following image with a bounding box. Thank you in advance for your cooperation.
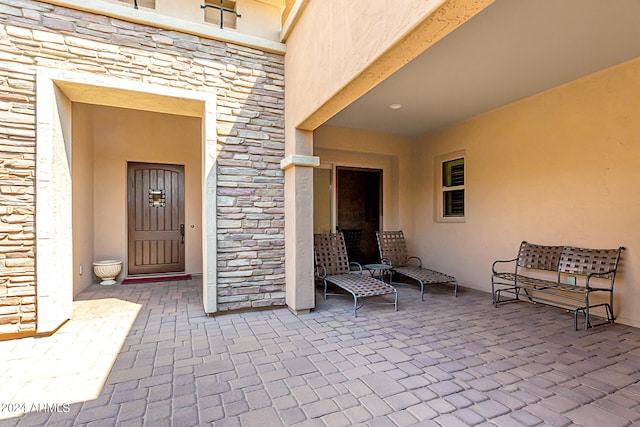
[314,232,398,317]
[376,230,458,300]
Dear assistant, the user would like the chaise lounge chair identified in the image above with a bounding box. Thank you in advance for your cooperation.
[376,230,458,300]
[314,232,398,317]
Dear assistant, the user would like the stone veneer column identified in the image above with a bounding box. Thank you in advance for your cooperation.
[281,129,319,314]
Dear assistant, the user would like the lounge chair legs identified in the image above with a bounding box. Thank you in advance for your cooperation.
[316,232,399,318]
[376,230,458,301]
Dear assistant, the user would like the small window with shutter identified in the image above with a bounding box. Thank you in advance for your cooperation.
[436,151,465,222]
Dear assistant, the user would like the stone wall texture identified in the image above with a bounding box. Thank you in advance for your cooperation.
[0,0,285,334]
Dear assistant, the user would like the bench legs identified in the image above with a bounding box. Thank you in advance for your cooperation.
[494,284,615,331]
[575,302,615,331]
[492,283,526,307]
[577,289,615,330]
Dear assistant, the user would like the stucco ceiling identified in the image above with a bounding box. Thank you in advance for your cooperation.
[324,0,640,137]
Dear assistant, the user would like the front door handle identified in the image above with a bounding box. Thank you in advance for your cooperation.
[180,224,185,244]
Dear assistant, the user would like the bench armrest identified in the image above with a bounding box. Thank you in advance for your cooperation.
[586,269,618,290]
[492,258,518,274]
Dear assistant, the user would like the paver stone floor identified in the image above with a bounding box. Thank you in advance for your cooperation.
[1,276,640,426]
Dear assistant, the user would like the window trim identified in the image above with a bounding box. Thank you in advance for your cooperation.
[435,150,466,223]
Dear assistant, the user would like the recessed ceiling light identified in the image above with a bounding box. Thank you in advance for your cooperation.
[389,103,402,110]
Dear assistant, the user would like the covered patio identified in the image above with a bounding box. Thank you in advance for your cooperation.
[2,279,639,426]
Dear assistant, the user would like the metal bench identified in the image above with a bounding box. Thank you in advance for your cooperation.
[376,230,458,300]
[314,232,398,317]
[492,241,624,330]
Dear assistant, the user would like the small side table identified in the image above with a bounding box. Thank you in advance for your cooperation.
[364,263,392,283]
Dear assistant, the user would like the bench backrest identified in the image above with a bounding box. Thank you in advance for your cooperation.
[314,232,351,275]
[376,230,410,268]
[559,246,624,279]
[516,242,624,287]
[516,241,563,272]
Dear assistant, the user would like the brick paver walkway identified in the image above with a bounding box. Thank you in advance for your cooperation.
[1,277,640,426]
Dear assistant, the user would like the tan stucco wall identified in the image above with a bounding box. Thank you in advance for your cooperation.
[313,126,417,237]
[71,105,96,296]
[236,0,282,41]
[284,0,494,141]
[97,0,284,43]
[155,0,282,40]
[79,104,203,277]
[312,168,330,233]
[415,57,640,327]
[282,0,493,313]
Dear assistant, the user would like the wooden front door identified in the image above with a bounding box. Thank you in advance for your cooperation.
[127,162,185,275]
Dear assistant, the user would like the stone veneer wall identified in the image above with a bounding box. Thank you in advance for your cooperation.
[0,0,285,334]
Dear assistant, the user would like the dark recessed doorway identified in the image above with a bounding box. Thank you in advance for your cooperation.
[336,167,382,265]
